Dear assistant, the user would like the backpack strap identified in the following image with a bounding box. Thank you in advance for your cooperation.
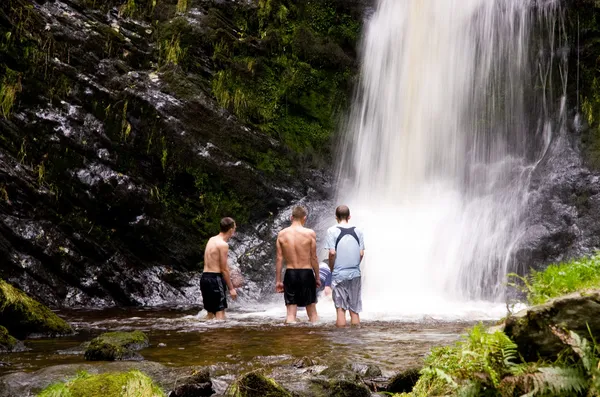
[335,227,360,251]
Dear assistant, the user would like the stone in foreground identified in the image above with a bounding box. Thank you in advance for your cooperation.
[0,280,72,338]
[386,367,421,393]
[226,371,291,397]
[37,369,165,397]
[168,368,214,396]
[84,331,149,361]
[504,289,600,361]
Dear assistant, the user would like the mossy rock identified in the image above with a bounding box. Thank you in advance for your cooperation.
[226,370,292,397]
[504,290,600,361]
[0,279,72,339]
[169,368,214,397]
[310,378,371,397]
[0,325,26,353]
[84,331,149,361]
[386,367,421,393]
[37,369,165,397]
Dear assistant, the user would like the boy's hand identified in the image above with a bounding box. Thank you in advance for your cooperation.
[229,288,237,300]
[316,278,321,288]
[276,282,284,293]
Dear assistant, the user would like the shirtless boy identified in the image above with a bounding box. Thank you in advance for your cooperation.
[275,206,320,323]
[200,217,238,320]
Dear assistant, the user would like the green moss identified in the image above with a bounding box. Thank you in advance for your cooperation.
[37,370,165,397]
[226,371,292,397]
[0,67,22,119]
[508,253,600,305]
[0,325,20,351]
[0,279,72,338]
[84,331,149,361]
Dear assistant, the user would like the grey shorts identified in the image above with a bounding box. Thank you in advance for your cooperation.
[332,277,362,313]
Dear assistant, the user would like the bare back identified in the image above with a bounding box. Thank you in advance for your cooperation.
[277,226,317,269]
[203,236,228,273]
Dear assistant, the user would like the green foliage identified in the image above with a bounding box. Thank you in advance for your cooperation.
[0,68,22,119]
[403,323,600,397]
[208,0,360,159]
[411,324,519,396]
[508,253,600,305]
[37,370,165,397]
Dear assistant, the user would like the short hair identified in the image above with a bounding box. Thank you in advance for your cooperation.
[335,205,350,221]
[220,217,236,233]
[292,206,307,220]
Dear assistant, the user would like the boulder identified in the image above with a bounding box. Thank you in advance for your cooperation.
[0,280,72,338]
[169,368,214,397]
[0,326,26,353]
[84,331,149,361]
[504,289,600,361]
[350,362,382,377]
[226,370,292,397]
[386,367,421,393]
[37,369,165,397]
[310,363,371,397]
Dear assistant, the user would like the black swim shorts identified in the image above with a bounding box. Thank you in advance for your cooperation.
[200,272,228,314]
[284,269,317,307]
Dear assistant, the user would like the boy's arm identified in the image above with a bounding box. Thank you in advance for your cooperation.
[310,231,320,287]
[219,244,236,298]
[359,230,365,262]
[275,235,284,292]
[325,229,336,272]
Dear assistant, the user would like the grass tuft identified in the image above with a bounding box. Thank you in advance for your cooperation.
[509,253,600,305]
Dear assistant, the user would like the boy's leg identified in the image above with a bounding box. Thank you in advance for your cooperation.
[350,311,360,326]
[286,305,298,323]
[205,312,215,320]
[215,310,225,320]
[336,308,347,327]
[306,303,318,323]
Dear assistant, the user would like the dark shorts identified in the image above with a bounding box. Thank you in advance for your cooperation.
[284,269,317,307]
[200,272,227,314]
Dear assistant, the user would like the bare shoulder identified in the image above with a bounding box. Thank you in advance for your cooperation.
[277,227,289,239]
[304,227,316,237]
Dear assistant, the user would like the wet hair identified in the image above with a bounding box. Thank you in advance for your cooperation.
[220,217,236,233]
[335,205,350,221]
[292,206,307,220]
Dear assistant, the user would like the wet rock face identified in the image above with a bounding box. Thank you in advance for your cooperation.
[0,0,347,308]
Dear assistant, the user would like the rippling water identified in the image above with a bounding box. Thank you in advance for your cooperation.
[0,302,493,377]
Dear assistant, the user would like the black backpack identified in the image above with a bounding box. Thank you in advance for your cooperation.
[335,227,360,251]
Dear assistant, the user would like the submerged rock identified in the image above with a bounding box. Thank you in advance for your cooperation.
[309,363,371,397]
[226,371,292,397]
[504,289,600,360]
[169,368,214,397]
[0,326,26,353]
[37,369,165,397]
[0,279,72,338]
[84,331,149,361]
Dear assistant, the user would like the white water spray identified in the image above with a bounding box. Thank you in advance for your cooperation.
[336,0,566,316]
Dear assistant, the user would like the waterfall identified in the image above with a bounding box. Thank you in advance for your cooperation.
[336,0,566,316]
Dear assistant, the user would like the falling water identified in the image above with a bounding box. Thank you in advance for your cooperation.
[336,0,567,316]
